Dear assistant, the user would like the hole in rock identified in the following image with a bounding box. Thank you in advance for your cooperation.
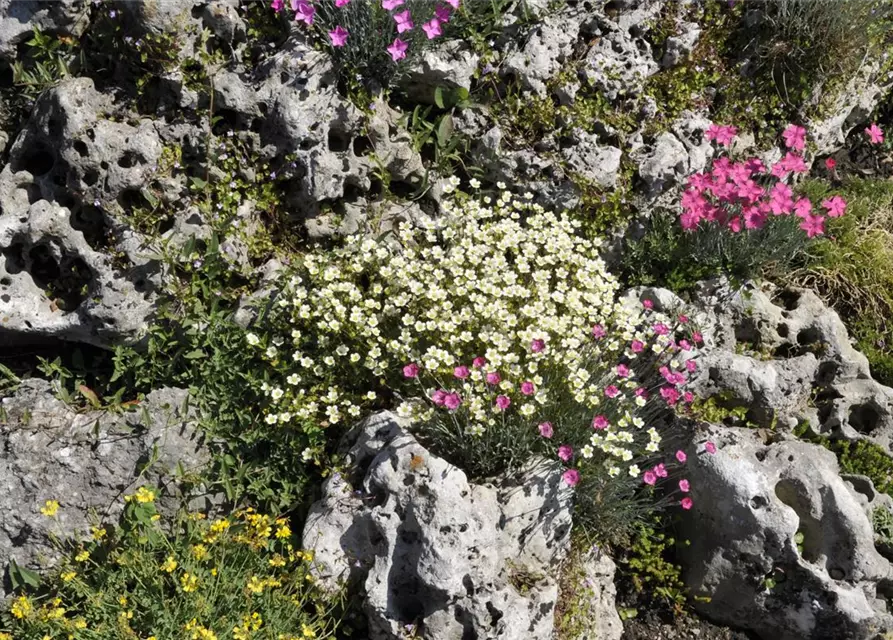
[83,169,99,187]
[848,403,882,435]
[777,323,789,338]
[327,128,351,152]
[24,183,41,204]
[0,294,8,303]
[28,244,92,311]
[212,108,242,135]
[13,143,55,176]
[118,151,140,169]
[73,140,89,157]
[774,479,822,563]
[817,361,839,384]
[779,289,801,311]
[797,327,823,347]
[70,206,113,250]
[353,135,373,156]
[2,243,26,275]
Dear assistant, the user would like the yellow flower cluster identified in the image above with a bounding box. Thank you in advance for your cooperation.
[185,618,218,640]
[233,612,263,640]
[40,500,60,517]
[125,486,156,503]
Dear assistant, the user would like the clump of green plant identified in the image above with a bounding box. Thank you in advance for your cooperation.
[0,489,342,639]
[621,208,809,293]
[873,507,893,546]
[804,436,893,496]
[11,26,80,101]
[615,518,688,616]
[785,179,893,386]
[737,0,892,110]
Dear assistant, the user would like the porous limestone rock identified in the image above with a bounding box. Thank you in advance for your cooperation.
[303,412,573,640]
[0,379,210,598]
[399,40,480,105]
[561,130,623,189]
[677,425,893,640]
[0,199,156,347]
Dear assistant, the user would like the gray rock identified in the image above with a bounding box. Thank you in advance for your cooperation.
[5,77,164,208]
[566,550,623,640]
[119,0,195,36]
[0,379,210,597]
[0,199,156,347]
[303,412,572,640]
[808,60,891,156]
[678,426,893,640]
[399,40,480,105]
[661,21,701,68]
[636,132,689,194]
[0,0,89,63]
[561,131,623,189]
[583,18,660,101]
[503,12,585,95]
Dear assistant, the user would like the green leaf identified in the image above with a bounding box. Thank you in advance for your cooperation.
[207,231,219,256]
[142,188,159,209]
[436,114,454,147]
[434,86,446,109]
[9,559,41,590]
[78,384,102,408]
[184,350,206,360]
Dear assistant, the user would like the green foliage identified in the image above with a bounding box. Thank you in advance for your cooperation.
[615,518,688,615]
[553,539,600,639]
[738,0,892,110]
[0,490,342,639]
[620,209,809,293]
[807,437,893,497]
[784,179,893,387]
[396,87,479,187]
[873,507,893,546]
[11,26,79,100]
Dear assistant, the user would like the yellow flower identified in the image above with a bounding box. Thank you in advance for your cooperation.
[268,555,287,568]
[246,575,265,594]
[74,550,90,563]
[275,523,291,539]
[191,544,209,561]
[11,595,33,619]
[61,570,77,582]
[180,572,199,593]
[0,634,10,640]
[40,500,60,517]
[161,556,178,573]
[118,596,128,607]
[91,526,107,541]
[126,487,156,503]
[73,618,87,629]
[210,568,218,576]
[302,623,317,639]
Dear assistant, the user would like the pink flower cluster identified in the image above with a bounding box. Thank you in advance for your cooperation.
[275,0,461,61]
[639,444,716,511]
[682,123,848,238]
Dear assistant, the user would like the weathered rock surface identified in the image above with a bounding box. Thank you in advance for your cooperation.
[303,412,573,640]
[677,425,893,640]
[0,379,210,597]
[0,199,156,347]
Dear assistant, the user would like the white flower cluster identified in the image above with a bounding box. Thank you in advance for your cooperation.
[248,191,627,430]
